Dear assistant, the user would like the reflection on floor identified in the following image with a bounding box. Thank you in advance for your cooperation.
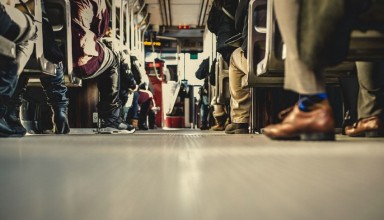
[1,129,384,220]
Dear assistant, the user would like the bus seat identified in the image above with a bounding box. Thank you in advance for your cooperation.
[210,55,230,106]
[217,55,230,104]
[44,0,82,87]
[22,0,57,77]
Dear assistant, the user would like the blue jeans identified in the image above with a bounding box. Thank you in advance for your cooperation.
[11,62,69,108]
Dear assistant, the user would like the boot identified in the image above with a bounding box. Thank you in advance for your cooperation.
[200,121,209,130]
[210,113,228,131]
[52,106,70,134]
[4,103,26,136]
[138,119,149,130]
[0,104,25,137]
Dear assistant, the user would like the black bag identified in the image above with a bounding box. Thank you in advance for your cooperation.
[42,17,64,64]
[195,58,210,80]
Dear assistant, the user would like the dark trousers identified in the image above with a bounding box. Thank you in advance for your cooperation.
[10,62,69,108]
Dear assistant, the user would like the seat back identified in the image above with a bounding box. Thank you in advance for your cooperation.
[210,54,230,105]
[22,0,57,77]
[217,55,230,104]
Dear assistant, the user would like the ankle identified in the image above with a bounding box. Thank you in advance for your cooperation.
[298,93,328,112]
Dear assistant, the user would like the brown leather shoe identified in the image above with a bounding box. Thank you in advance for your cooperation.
[345,116,384,137]
[263,101,335,141]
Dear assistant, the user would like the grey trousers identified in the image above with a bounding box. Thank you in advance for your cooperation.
[356,62,384,119]
[229,48,250,123]
[274,0,326,94]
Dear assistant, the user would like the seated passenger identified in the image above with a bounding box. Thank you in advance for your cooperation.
[207,0,238,131]
[224,0,267,134]
[344,62,384,137]
[126,83,155,130]
[70,0,134,133]
[0,1,36,137]
[6,0,70,135]
[263,0,381,140]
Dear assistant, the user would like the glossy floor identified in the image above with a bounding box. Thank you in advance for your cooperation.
[1,129,384,220]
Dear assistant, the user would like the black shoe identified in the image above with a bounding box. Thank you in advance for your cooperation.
[139,123,148,130]
[4,105,26,136]
[0,117,25,137]
[99,115,135,134]
[225,123,249,134]
[200,123,209,130]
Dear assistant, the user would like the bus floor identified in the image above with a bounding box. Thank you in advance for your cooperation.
[1,129,384,220]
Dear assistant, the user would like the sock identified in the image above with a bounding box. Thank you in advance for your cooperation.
[298,93,328,112]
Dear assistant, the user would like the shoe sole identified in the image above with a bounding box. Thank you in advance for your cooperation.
[267,132,334,141]
[348,130,384,138]
[0,132,25,137]
[98,127,135,134]
[225,128,249,134]
[300,132,335,141]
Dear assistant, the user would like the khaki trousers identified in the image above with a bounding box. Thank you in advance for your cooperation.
[229,48,250,123]
[274,0,326,94]
[356,62,384,119]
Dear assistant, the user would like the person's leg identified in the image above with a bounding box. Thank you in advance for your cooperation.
[138,99,151,130]
[226,48,250,134]
[356,62,384,119]
[263,0,334,140]
[0,63,23,137]
[40,62,70,134]
[96,47,134,133]
[1,4,36,43]
[275,0,325,94]
[200,95,209,130]
[345,62,384,137]
[211,104,227,131]
[126,90,139,127]
[1,40,34,136]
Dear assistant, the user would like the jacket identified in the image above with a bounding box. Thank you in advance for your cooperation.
[207,0,238,63]
[71,0,109,77]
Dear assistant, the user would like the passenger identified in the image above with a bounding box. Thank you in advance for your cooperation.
[124,84,155,130]
[102,26,138,122]
[70,0,134,133]
[344,62,384,137]
[126,90,139,128]
[224,0,267,134]
[263,0,377,140]
[6,0,70,135]
[207,0,238,131]
[0,1,36,137]
[137,83,155,130]
[195,57,210,130]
